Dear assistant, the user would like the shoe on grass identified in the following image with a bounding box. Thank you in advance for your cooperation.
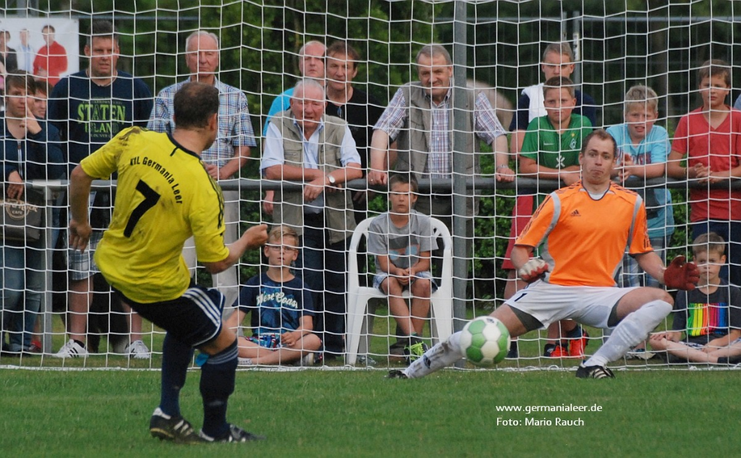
[386,369,408,379]
[149,407,202,444]
[126,340,150,359]
[575,364,615,379]
[53,339,88,358]
[200,424,265,442]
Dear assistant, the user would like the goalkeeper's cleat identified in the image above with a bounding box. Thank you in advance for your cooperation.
[404,341,428,364]
[506,340,518,359]
[200,424,265,443]
[543,343,556,357]
[386,369,408,379]
[568,329,589,358]
[53,339,88,358]
[126,340,150,360]
[149,408,203,444]
[549,343,570,358]
[575,364,615,379]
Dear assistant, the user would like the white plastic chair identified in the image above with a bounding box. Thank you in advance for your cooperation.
[345,216,453,365]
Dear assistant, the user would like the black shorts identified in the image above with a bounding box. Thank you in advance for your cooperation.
[115,285,225,348]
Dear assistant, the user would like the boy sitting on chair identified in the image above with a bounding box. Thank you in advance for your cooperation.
[224,225,321,366]
[368,173,438,363]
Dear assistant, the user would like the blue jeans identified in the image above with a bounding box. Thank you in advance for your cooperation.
[297,219,349,355]
[692,220,741,287]
[619,236,667,288]
[1,239,44,351]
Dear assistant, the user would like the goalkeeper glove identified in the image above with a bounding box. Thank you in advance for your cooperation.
[664,255,700,290]
[518,258,549,283]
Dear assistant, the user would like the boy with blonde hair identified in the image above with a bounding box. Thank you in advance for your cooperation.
[225,225,321,366]
[650,232,741,364]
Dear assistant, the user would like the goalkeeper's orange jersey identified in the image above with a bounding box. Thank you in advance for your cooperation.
[516,181,652,287]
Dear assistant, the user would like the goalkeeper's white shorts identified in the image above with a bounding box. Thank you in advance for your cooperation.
[505,280,641,329]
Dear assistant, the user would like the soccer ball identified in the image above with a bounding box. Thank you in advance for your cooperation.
[459,316,510,367]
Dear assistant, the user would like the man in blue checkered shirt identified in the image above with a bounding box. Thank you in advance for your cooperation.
[148,30,257,309]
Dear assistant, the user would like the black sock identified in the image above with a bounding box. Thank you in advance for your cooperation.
[159,333,193,417]
[200,340,238,439]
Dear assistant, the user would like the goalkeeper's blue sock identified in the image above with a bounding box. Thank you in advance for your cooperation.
[404,331,464,379]
[159,333,193,417]
[200,339,238,439]
[585,299,671,367]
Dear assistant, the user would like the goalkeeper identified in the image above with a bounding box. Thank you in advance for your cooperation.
[68,82,268,443]
[390,130,699,380]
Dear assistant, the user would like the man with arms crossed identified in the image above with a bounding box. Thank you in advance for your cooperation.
[68,82,268,442]
[389,130,699,379]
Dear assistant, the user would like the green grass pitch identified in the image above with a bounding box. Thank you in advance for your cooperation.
[1,367,738,457]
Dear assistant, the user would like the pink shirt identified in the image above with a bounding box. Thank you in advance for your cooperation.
[671,106,741,222]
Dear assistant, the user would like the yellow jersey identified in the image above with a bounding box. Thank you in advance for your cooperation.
[516,181,652,287]
[81,127,229,303]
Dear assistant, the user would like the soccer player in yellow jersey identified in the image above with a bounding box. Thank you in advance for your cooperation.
[390,130,700,380]
[68,82,269,443]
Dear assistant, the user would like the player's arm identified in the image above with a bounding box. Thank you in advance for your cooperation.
[636,252,699,290]
[202,224,268,274]
[68,164,95,252]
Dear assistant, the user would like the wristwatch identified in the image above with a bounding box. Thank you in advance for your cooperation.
[327,175,336,185]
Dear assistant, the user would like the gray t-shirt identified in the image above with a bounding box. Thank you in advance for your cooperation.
[368,211,438,271]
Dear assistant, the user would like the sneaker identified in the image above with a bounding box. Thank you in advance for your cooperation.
[575,364,615,379]
[200,424,265,442]
[717,355,741,365]
[126,340,150,360]
[53,339,88,358]
[625,348,655,360]
[295,353,314,366]
[28,342,43,354]
[543,343,557,357]
[357,355,378,366]
[404,341,428,364]
[569,330,589,358]
[238,357,254,366]
[549,344,569,358]
[149,408,202,444]
[386,369,408,379]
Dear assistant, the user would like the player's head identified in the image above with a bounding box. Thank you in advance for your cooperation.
[579,129,618,185]
[264,225,300,267]
[416,44,453,103]
[3,71,35,118]
[31,79,51,119]
[326,41,360,91]
[298,40,325,79]
[388,173,419,214]
[692,232,726,283]
[543,76,576,126]
[173,82,219,146]
[698,59,731,110]
[41,24,55,46]
[541,42,575,80]
[290,78,326,130]
[185,31,220,79]
[85,20,120,77]
[623,85,658,142]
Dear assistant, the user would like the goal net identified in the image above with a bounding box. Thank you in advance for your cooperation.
[0,0,738,371]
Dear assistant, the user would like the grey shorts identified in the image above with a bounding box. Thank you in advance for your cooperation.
[69,231,103,281]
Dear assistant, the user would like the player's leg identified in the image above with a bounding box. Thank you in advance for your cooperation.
[398,304,531,379]
[581,287,672,370]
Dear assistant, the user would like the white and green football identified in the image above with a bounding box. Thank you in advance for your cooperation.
[459,316,510,367]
